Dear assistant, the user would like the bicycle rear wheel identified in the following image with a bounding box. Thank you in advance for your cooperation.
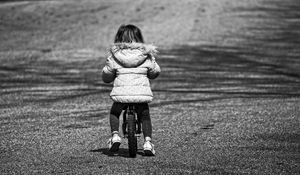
[127,111,137,157]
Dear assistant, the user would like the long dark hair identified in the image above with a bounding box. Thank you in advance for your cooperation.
[114,24,144,43]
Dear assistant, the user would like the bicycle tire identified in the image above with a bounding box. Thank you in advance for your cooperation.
[127,112,137,157]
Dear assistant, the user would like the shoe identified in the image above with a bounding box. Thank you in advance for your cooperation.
[108,134,121,152]
[143,140,155,156]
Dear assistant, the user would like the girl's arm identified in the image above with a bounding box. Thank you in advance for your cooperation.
[147,56,161,79]
[102,55,116,83]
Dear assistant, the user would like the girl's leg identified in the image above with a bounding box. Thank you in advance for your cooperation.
[137,103,155,156]
[136,103,152,139]
[110,102,125,134]
[108,102,124,152]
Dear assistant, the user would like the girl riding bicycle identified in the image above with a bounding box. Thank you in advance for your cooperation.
[102,24,161,156]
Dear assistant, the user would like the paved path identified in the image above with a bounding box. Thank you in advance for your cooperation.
[0,0,299,174]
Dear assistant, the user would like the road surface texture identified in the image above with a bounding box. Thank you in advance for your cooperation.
[0,0,299,174]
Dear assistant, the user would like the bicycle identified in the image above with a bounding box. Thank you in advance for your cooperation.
[121,103,142,158]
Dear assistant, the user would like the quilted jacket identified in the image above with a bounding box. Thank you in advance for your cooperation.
[102,42,161,103]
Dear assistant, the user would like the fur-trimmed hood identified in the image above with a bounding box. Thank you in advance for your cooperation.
[109,43,158,68]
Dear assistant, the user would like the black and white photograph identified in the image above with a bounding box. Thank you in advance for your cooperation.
[0,0,299,174]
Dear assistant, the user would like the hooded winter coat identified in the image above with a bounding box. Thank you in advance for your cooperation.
[102,43,161,103]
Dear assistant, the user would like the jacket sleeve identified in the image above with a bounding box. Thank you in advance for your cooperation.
[102,55,116,83]
[147,56,161,79]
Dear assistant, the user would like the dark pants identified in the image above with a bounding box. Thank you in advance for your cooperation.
[110,102,152,138]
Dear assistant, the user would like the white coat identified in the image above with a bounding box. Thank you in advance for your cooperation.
[102,42,161,103]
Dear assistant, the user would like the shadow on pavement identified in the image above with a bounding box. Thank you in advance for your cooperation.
[90,148,144,158]
[0,0,299,108]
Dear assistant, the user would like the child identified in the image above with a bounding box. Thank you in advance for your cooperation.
[102,24,161,156]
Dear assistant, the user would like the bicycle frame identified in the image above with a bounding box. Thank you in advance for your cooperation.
[122,104,142,137]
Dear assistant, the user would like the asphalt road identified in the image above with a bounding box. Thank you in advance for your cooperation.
[0,0,300,174]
